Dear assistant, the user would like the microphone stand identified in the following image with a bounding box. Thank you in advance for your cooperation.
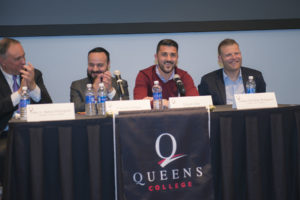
[117,83,124,100]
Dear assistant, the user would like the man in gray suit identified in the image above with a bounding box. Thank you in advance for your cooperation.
[70,47,129,112]
[198,38,266,105]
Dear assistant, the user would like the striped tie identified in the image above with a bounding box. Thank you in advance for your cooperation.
[12,75,19,92]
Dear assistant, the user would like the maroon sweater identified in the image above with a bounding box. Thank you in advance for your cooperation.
[134,65,198,99]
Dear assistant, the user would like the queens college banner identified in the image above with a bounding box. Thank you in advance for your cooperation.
[115,108,214,200]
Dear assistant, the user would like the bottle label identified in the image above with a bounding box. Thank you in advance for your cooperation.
[246,87,256,93]
[85,95,95,104]
[153,92,162,100]
[97,95,107,103]
[20,99,30,108]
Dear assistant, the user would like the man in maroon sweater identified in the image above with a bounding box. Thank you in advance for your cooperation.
[134,39,198,106]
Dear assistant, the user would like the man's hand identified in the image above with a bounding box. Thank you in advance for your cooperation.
[143,96,153,101]
[19,62,36,91]
[93,73,102,94]
[162,99,169,108]
[143,97,169,109]
[93,71,113,94]
[100,71,113,93]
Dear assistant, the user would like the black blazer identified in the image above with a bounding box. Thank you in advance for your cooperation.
[0,69,52,132]
[198,67,266,105]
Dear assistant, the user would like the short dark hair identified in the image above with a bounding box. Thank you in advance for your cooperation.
[0,38,21,58]
[218,38,239,55]
[156,39,178,54]
[88,47,110,63]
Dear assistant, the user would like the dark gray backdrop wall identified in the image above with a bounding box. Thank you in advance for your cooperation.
[1,0,300,36]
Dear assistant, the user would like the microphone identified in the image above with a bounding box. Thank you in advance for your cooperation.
[113,70,125,97]
[173,74,186,96]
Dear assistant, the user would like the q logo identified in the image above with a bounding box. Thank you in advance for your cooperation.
[155,133,186,168]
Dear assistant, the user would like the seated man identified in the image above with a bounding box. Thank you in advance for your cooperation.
[134,39,198,105]
[0,37,52,183]
[70,47,129,112]
[198,38,266,105]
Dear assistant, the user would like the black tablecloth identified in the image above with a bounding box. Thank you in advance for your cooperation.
[211,105,300,200]
[3,105,300,200]
[4,115,115,200]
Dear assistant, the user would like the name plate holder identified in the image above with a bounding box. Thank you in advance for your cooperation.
[26,103,75,122]
[168,96,213,109]
[233,92,278,110]
[106,99,151,115]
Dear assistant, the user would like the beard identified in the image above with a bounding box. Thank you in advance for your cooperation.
[158,61,176,74]
[87,70,103,83]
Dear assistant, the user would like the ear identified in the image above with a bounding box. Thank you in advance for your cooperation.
[218,55,223,67]
[107,61,111,71]
[0,56,6,67]
[154,53,158,64]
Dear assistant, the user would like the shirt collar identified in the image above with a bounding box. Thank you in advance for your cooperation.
[223,68,242,82]
[0,65,14,81]
[0,65,20,85]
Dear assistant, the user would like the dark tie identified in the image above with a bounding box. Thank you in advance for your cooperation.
[12,75,19,92]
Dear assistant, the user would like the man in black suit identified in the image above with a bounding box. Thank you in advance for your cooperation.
[0,38,52,182]
[70,47,129,113]
[198,38,266,105]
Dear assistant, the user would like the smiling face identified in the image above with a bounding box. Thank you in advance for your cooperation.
[218,43,242,74]
[0,42,26,75]
[155,45,178,75]
[87,52,110,80]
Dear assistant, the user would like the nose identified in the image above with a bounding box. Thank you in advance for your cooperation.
[166,54,172,60]
[92,65,99,71]
[21,57,26,65]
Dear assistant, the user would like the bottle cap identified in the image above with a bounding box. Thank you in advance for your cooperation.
[22,86,28,90]
[154,80,159,85]
[99,82,104,88]
[87,83,92,88]
[248,76,253,80]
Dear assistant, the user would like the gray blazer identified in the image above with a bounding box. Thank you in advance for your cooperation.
[70,77,129,112]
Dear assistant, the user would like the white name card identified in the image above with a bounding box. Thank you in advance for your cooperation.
[26,103,75,122]
[168,96,213,109]
[105,99,151,114]
[233,92,278,110]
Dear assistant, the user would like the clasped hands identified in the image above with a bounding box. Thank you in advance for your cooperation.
[18,62,36,93]
[92,71,113,94]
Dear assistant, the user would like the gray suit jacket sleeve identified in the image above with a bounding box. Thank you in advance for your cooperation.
[110,78,130,100]
[70,77,130,113]
[70,78,89,113]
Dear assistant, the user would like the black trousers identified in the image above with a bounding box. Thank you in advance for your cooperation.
[0,131,8,185]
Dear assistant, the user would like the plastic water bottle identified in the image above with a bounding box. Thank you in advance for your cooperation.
[20,86,30,120]
[152,80,163,110]
[97,83,107,116]
[246,76,256,93]
[85,83,96,116]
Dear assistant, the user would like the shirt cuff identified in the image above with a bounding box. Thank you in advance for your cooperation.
[11,92,21,107]
[107,88,116,100]
[29,85,41,102]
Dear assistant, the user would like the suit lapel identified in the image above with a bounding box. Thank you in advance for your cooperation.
[241,67,248,92]
[0,70,12,96]
[215,69,226,105]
